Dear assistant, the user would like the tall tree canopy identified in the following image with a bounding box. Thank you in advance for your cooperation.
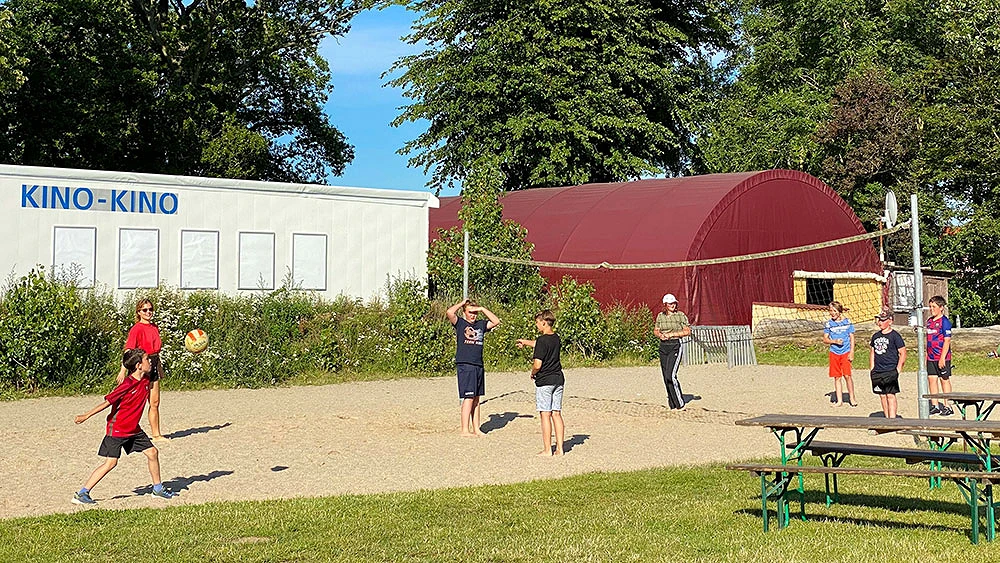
[389,0,733,193]
[0,0,367,183]
[698,0,1000,323]
[0,10,26,94]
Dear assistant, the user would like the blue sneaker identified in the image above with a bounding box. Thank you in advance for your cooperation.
[72,491,96,505]
[150,488,175,500]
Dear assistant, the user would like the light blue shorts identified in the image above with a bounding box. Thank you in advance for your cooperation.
[535,384,564,412]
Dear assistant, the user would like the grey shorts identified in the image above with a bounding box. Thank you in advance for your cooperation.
[535,384,564,412]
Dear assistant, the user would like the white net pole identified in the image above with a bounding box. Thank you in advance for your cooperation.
[911,195,929,419]
[463,229,469,300]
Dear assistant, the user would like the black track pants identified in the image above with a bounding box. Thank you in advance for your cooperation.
[659,341,685,409]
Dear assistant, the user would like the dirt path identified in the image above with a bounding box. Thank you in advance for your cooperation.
[2,364,996,519]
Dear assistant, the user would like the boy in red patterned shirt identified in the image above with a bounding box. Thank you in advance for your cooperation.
[71,349,175,505]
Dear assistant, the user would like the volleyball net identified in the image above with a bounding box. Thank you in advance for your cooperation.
[466,220,915,348]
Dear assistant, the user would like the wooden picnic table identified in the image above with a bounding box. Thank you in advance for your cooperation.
[736,414,1000,468]
[732,413,1000,543]
[924,392,1000,421]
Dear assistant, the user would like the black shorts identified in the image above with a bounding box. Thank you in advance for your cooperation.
[870,370,900,395]
[456,363,485,398]
[98,431,154,458]
[927,359,952,379]
[148,354,164,383]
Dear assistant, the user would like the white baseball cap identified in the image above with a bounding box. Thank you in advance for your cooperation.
[662,293,678,304]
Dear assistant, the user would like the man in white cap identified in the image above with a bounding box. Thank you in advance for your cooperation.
[653,293,691,410]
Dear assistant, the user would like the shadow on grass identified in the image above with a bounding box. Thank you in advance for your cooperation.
[736,488,971,519]
[480,411,533,434]
[736,507,965,536]
[164,422,232,439]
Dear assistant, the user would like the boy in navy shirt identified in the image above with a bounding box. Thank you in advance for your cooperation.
[446,298,501,436]
[870,310,906,418]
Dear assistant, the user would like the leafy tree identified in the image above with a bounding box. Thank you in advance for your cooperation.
[0,10,26,94]
[426,157,545,303]
[700,0,1000,324]
[0,0,368,182]
[696,0,944,221]
[389,0,733,193]
[814,69,921,224]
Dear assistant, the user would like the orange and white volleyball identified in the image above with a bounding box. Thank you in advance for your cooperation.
[184,329,209,354]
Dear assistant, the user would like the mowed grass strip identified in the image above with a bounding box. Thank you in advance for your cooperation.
[757,345,1000,376]
[4,463,998,562]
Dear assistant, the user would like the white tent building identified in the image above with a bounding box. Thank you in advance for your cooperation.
[1,164,438,299]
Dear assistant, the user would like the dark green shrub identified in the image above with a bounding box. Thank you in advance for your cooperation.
[0,268,116,390]
[1,270,662,396]
[549,276,605,359]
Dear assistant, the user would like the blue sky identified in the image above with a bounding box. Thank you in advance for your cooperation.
[321,6,459,197]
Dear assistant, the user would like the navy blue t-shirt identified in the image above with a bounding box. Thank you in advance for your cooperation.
[871,329,905,372]
[455,317,489,366]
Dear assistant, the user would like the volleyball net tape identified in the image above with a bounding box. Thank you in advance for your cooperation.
[470,221,909,270]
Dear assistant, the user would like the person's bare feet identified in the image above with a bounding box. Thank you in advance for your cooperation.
[537,449,552,457]
[832,402,843,408]
[460,431,478,437]
[553,448,564,456]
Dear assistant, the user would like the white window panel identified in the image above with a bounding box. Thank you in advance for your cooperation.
[118,228,159,288]
[53,226,96,288]
[181,230,219,289]
[239,232,275,290]
[292,233,327,290]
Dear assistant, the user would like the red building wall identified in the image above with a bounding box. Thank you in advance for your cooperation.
[429,170,881,325]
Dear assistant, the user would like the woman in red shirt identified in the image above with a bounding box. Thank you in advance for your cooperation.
[117,299,167,441]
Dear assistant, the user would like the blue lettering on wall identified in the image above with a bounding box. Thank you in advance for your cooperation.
[159,193,178,214]
[52,186,70,209]
[139,192,155,213]
[74,188,93,210]
[20,184,178,214]
[22,185,38,207]
[111,189,129,212]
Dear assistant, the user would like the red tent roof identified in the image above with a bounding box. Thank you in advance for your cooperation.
[430,170,882,325]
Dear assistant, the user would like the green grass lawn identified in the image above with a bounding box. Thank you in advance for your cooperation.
[4,463,997,562]
[756,345,1000,376]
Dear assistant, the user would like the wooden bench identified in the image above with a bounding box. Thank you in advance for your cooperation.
[801,440,983,465]
[796,440,995,492]
[726,463,1000,543]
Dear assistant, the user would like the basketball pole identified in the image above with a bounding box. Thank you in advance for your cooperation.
[463,229,469,300]
[911,194,929,419]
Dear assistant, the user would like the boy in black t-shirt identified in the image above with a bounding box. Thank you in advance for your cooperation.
[869,310,907,418]
[446,298,501,436]
[516,310,565,456]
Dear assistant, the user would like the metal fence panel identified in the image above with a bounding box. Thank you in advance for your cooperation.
[681,325,757,368]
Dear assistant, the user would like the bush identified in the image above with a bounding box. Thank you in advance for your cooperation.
[0,271,661,396]
[549,277,605,359]
[0,268,118,391]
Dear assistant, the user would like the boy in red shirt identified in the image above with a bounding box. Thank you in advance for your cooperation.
[71,349,175,505]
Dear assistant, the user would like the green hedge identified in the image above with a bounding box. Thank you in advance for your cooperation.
[0,270,659,395]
